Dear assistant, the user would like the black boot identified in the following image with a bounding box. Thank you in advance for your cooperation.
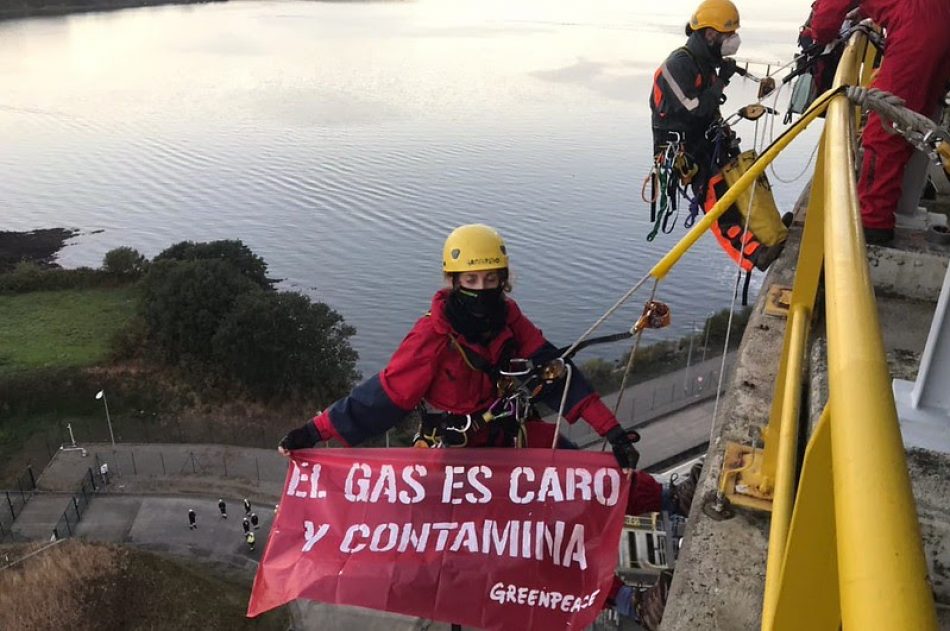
[863,227,894,246]
[633,570,674,631]
[668,461,703,517]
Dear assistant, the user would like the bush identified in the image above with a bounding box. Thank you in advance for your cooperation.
[154,240,271,289]
[212,291,359,401]
[103,247,147,278]
[141,259,259,364]
[0,262,112,293]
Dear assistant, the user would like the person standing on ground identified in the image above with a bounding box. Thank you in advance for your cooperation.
[250,513,259,530]
[243,518,251,535]
[246,531,256,552]
[243,498,251,515]
[218,499,227,519]
[802,0,950,245]
[188,509,197,530]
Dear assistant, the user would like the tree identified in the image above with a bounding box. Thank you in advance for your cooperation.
[142,259,259,364]
[211,291,359,401]
[154,240,271,289]
[103,247,148,278]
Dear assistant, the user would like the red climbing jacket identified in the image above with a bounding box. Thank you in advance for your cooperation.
[313,289,618,446]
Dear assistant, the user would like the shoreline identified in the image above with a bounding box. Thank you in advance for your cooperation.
[0,228,76,272]
[0,0,225,21]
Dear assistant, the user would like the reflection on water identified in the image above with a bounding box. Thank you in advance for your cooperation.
[0,0,817,371]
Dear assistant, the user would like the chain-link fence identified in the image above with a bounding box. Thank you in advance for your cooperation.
[87,445,288,489]
[51,467,102,540]
[0,466,37,542]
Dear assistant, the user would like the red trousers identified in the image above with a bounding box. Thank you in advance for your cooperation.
[859,3,950,230]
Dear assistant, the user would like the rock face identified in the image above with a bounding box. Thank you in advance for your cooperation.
[0,228,76,272]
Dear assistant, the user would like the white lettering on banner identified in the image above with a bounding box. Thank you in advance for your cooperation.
[332,521,588,570]
[594,468,621,506]
[509,467,620,506]
[509,467,535,503]
[487,582,601,611]
[302,521,331,552]
[343,463,430,503]
[400,465,427,504]
[287,462,327,499]
[341,524,370,552]
[465,465,492,504]
[344,463,372,502]
[442,466,466,504]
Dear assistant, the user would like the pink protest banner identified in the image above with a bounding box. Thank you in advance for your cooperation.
[247,448,629,630]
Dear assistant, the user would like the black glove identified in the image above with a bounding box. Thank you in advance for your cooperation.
[279,420,322,451]
[606,426,641,470]
[719,58,738,85]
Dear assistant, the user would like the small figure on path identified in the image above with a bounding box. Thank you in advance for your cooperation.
[243,518,251,535]
[188,509,197,530]
[243,497,251,515]
[250,513,259,530]
[245,531,256,552]
[218,499,227,519]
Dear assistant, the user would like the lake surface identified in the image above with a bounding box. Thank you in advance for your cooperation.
[0,0,818,371]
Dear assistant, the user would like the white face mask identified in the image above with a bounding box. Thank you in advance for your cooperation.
[720,33,741,56]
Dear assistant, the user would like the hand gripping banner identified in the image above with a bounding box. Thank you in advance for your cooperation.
[247,448,630,630]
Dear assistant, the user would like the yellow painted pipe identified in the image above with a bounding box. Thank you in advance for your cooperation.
[824,37,937,631]
[761,303,809,629]
[649,93,834,281]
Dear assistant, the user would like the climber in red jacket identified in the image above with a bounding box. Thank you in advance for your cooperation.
[278,223,701,519]
[804,0,950,245]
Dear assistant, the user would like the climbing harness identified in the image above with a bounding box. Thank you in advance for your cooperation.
[413,328,650,450]
[644,133,697,241]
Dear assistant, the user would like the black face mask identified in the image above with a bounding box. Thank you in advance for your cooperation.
[445,286,508,345]
[709,34,724,60]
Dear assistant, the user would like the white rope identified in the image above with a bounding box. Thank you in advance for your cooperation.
[0,539,64,572]
[560,273,652,360]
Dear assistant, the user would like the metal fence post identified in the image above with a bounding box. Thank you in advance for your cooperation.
[191,452,197,474]
[27,465,36,490]
[131,451,137,475]
[223,453,229,478]
[256,457,261,483]
[160,452,166,475]
[6,492,14,521]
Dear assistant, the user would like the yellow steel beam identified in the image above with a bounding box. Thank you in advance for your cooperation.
[824,35,938,631]
[759,134,828,484]
[768,408,839,631]
[760,303,809,620]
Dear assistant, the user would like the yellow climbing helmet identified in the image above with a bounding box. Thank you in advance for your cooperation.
[442,224,509,273]
[690,0,740,33]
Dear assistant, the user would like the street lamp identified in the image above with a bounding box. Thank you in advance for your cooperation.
[95,390,116,448]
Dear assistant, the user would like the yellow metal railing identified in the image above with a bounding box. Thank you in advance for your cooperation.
[757,31,935,630]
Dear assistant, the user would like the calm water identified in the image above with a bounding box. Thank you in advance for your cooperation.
[0,0,818,371]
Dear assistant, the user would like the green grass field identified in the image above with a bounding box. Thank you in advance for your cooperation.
[0,287,138,376]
